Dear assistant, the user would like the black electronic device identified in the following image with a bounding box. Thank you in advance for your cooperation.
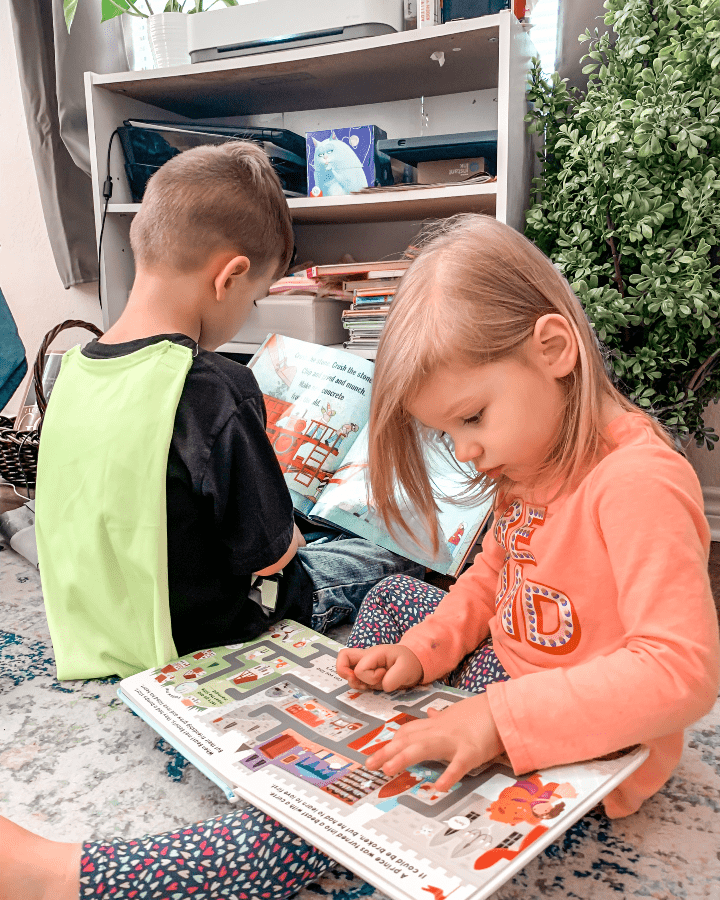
[124,120,307,159]
[117,120,307,201]
[376,131,498,176]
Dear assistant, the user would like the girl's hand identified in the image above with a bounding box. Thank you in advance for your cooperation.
[366,693,504,792]
[336,645,424,692]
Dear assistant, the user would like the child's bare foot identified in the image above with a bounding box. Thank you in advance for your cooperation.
[0,816,81,900]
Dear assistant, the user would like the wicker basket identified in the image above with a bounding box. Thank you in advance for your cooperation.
[0,320,103,494]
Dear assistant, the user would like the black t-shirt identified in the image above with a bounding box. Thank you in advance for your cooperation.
[82,333,313,655]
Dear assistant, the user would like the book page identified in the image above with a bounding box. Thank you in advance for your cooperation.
[248,335,374,516]
[312,427,492,575]
[119,623,648,900]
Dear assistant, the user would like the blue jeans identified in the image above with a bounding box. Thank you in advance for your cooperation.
[297,532,425,634]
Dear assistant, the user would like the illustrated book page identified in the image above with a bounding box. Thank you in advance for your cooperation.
[248,335,372,517]
[118,622,648,900]
[248,335,491,575]
[309,427,492,577]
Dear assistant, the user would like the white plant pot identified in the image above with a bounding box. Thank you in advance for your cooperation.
[121,15,156,71]
[147,12,190,68]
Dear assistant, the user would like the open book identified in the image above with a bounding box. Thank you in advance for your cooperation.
[118,622,648,900]
[248,335,491,577]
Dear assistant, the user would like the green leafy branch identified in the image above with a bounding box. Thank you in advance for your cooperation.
[525,0,720,448]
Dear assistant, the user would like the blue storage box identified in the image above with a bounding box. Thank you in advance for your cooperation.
[306,126,393,197]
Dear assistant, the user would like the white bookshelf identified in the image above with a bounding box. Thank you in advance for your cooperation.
[85,11,536,353]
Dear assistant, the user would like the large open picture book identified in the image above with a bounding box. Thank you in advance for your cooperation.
[118,622,648,900]
[248,335,492,577]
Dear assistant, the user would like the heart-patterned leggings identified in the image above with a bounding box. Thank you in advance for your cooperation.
[79,574,509,899]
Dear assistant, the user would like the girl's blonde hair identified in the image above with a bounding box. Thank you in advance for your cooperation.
[368,214,672,546]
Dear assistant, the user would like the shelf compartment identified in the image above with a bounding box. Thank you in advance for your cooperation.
[90,17,504,117]
[107,182,497,224]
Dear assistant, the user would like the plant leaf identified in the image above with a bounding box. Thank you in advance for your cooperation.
[102,0,130,21]
[63,0,78,31]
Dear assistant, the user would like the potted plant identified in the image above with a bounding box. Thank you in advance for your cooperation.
[63,0,240,67]
[525,0,720,449]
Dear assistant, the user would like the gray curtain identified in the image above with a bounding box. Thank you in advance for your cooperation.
[555,0,610,90]
[8,0,128,288]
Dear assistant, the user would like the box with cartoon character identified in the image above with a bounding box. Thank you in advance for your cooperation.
[306,125,394,197]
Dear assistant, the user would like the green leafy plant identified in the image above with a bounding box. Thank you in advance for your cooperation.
[525,0,720,448]
[64,0,239,32]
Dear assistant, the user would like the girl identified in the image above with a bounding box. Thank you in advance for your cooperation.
[2,214,717,899]
[336,213,719,818]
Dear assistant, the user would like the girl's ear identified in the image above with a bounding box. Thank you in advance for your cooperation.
[531,313,578,378]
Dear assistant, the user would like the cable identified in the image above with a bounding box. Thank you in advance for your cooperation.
[98,129,121,311]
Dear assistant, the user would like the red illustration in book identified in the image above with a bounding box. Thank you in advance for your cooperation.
[378,770,424,798]
[328,421,359,448]
[486,774,577,826]
[347,713,417,755]
[422,886,464,900]
[160,660,189,673]
[263,394,340,487]
[232,663,274,685]
[447,523,465,547]
[422,887,448,900]
[182,666,205,680]
[473,824,548,870]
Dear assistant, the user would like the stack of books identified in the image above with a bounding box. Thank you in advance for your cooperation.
[268,271,347,299]
[304,259,412,353]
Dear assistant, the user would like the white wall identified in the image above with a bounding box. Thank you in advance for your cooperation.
[0,0,102,418]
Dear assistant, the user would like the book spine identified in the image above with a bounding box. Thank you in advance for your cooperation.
[367,270,407,279]
[117,687,240,803]
[417,0,440,27]
[353,292,395,300]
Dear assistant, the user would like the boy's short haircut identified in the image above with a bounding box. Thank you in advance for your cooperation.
[130,141,294,277]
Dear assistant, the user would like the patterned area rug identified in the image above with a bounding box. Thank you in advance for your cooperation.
[2,541,719,900]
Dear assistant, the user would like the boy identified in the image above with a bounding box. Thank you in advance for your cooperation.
[35,142,422,680]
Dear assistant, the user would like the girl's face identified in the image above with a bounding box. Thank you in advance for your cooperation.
[407,351,567,487]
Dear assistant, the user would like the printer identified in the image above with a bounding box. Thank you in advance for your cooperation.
[188,0,404,63]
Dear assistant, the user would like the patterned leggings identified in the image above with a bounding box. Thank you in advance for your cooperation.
[346,574,510,692]
[79,575,509,899]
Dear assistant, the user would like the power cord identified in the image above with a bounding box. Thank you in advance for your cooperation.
[98,128,120,310]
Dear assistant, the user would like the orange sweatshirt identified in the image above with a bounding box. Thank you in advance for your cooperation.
[401,413,719,817]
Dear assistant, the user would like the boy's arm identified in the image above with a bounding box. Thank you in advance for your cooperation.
[254,523,305,576]
[206,396,299,577]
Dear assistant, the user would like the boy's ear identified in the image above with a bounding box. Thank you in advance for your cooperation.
[530,313,578,378]
[214,255,251,301]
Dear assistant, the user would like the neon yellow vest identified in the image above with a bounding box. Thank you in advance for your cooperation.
[36,341,193,680]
